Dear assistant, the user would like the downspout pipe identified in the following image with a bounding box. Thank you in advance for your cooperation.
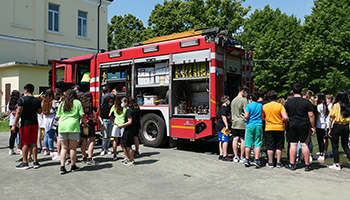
[95,0,102,108]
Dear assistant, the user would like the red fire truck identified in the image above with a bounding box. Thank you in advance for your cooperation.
[51,27,253,147]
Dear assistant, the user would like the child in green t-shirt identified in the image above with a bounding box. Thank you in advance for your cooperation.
[109,97,126,160]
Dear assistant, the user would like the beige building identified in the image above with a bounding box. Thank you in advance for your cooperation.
[0,0,113,111]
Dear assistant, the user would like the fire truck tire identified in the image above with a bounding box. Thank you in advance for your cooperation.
[139,113,168,147]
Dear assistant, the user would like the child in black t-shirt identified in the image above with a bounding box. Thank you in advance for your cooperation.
[216,95,232,161]
[119,97,135,166]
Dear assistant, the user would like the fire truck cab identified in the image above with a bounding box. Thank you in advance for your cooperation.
[51,27,253,147]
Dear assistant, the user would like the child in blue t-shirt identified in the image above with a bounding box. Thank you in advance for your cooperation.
[244,91,263,168]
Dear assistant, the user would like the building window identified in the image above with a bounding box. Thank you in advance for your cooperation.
[78,11,87,37]
[48,3,59,32]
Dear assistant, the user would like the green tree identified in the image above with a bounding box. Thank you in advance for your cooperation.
[147,0,188,37]
[298,0,350,94]
[108,14,146,50]
[147,0,250,37]
[239,5,302,97]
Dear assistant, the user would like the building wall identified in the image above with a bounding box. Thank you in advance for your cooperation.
[1,67,20,112]
[0,0,112,112]
[0,0,111,65]
[18,66,50,93]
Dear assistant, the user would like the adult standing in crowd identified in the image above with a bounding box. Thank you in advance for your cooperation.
[56,89,87,174]
[101,86,115,103]
[328,91,350,170]
[7,90,20,155]
[12,84,42,169]
[284,83,315,171]
[98,96,114,156]
[231,85,249,163]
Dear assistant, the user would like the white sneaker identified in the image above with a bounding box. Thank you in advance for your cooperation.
[106,150,112,155]
[50,152,58,157]
[329,164,341,171]
[239,157,246,164]
[52,155,61,161]
[100,150,105,156]
[43,151,49,156]
[233,156,240,163]
[317,155,325,161]
[125,161,135,166]
[309,156,313,163]
[121,158,128,164]
[9,149,16,155]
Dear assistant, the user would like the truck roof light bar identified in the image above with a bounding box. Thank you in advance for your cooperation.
[143,46,159,53]
[109,51,122,58]
[180,39,200,48]
[134,27,222,46]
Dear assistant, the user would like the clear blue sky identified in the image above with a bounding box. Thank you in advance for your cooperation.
[108,0,315,25]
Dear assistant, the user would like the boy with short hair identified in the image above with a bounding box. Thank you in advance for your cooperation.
[216,95,232,161]
[244,91,263,168]
[284,83,315,171]
[262,90,288,168]
[231,85,249,163]
[12,83,42,169]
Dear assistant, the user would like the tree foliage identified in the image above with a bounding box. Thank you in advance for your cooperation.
[147,0,250,37]
[108,14,146,50]
[239,5,302,97]
[107,0,350,96]
[298,0,350,94]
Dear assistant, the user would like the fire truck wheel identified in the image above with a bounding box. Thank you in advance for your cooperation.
[139,113,168,147]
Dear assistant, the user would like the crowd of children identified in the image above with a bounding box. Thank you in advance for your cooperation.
[7,84,141,174]
[216,83,350,171]
[7,82,350,174]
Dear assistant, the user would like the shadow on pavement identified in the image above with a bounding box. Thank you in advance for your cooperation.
[176,139,219,154]
[137,151,160,158]
[80,163,113,171]
[135,159,159,165]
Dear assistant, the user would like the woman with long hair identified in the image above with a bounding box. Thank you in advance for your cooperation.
[80,92,98,165]
[98,96,114,156]
[109,97,126,160]
[42,89,57,156]
[50,88,63,160]
[130,98,141,156]
[7,90,20,155]
[315,92,329,161]
[119,97,135,166]
[56,89,87,174]
[324,94,334,156]
[328,91,350,170]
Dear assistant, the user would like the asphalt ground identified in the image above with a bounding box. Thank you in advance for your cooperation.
[1,132,350,200]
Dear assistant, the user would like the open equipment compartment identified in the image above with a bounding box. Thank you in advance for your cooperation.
[134,60,170,106]
[100,63,131,97]
[171,61,210,118]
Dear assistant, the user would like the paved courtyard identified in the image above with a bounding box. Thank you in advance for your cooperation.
[0,132,349,200]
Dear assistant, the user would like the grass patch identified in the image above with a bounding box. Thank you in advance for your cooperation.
[0,120,10,132]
